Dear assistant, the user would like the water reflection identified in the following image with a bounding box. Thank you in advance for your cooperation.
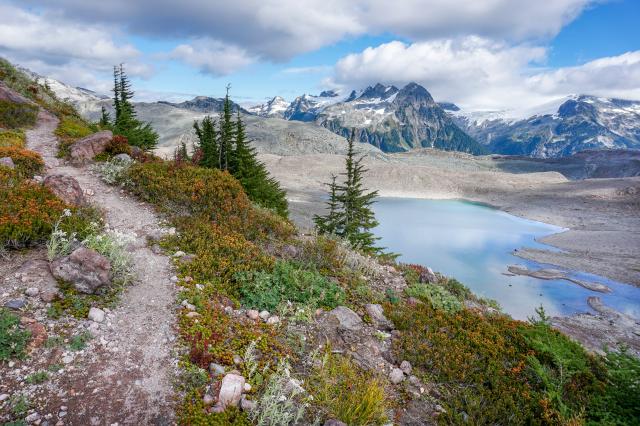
[372,198,640,320]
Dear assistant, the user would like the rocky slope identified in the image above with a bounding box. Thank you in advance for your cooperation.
[452,95,640,158]
[247,96,289,118]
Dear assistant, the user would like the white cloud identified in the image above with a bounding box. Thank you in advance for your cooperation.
[281,66,332,74]
[18,0,597,60]
[168,39,256,76]
[329,38,640,111]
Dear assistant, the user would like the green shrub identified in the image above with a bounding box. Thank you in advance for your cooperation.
[0,99,38,129]
[405,283,462,313]
[0,308,31,361]
[236,260,345,314]
[0,129,25,148]
[55,116,93,157]
[307,351,388,425]
[25,371,49,384]
[179,392,251,426]
[68,331,92,351]
[0,146,44,178]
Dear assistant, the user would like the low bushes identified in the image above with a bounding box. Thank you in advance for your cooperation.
[104,135,131,156]
[307,351,388,425]
[0,129,25,148]
[405,283,462,313]
[0,308,32,361]
[0,99,38,129]
[0,146,44,178]
[236,260,345,314]
[55,116,94,157]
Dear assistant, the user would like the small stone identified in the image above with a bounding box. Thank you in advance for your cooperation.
[389,368,404,384]
[224,306,233,314]
[259,310,270,321]
[211,403,224,413]
[25,412,41,422]
[246,310,260,320]
[62,355,74,364]
[240,395,257,412]
[203,394,215,405]
[58,411,67,418]
[185,312,200,318]
[170,276,178,283]
[365,304,393,331]
[173,251,185,258]
[266,316,280,325]
[324,420,347,426]
[400,360,412,375]
[4,299,26,310]
[25,287,40,297]
[233,354,243,365]
[243,383,252,392]
[218,373,246,408]
[209,363,226,376]
[0,393,9,401]
[88,307,105,323]
[0,156,15,169]
[113,153,132,162]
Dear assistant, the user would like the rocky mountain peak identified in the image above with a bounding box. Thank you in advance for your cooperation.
[319,90,339,97]
[394,82,435,106]
[359,83,398,100]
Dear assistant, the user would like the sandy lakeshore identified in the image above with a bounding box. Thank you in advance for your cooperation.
[260,148,640,287]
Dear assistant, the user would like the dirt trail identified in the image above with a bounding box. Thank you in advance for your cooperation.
[26,110,177,425]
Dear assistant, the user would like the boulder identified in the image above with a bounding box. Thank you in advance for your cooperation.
[218,373,245,408]
[50,247,111,294]
[15,259,60,302]
[326,306,363,331]
[43,174,85,206]
[0,157,15,169]
[0,81,33,104]
[69,131,113,165]
[419,266,437,284]
[365,304,393,331]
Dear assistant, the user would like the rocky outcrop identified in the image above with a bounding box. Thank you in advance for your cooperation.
[0,81,34,105]
[15,259,60,302]
[69,130,112,165]
[50,247,111,294]
[43,174,85,206]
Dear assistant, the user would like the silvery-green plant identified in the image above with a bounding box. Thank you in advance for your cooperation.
[250,359,307,426]
[47,209,77,261]
[82,228,136,285]
[92,157,133,185]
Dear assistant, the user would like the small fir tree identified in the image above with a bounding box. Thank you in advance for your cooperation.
[313,174,341,235]
[99,106,111,127]
[193,116,219,169]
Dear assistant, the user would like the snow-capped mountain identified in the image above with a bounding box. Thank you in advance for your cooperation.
[452,95,640,157]
[18,67,108,104]
[247,96,289,118]
[282,82,485,154]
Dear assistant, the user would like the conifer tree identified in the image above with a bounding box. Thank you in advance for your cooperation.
[218,84,235,172]
[315,130,381,254]
[193,116,219,169]
[111,64,158,151]
[99,106,111,127]
[313,174,341,235]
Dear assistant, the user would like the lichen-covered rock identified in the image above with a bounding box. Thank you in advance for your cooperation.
[326,306,363,331]
[50,247,111,294]
[69,130,113,165]
[419,266,438,284]
[218,373,245,408]
[365,303,393,331]
[43,174,85,206]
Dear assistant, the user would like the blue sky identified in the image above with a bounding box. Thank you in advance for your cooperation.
[1,0,639,110]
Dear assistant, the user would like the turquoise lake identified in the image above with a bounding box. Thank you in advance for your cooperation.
[372,198,640,320]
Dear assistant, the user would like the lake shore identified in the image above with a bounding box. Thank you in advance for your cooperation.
[261,149,640,287]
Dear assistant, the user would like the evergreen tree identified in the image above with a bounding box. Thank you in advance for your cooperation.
[232,110,288,217]
[315,130,381,254]
[313,174,341,235]
[218,84,235,172]
[111,64,158,151]
[193,116,219,169]
[99,106,111,127]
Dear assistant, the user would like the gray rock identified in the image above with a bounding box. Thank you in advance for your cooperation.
[50,247,111,294]
[400,360,412,375]
[365,304,393,331]
[389,368,405,384]
[14,259,59,302]
[0,393,9,402]
[218,373,245,408]
[233,354,243,365]
[209,363,226,375]
[0,156,15,169]
[259,310,270,321]
[4,299,26,309]
[203,394,215,405]
[266,315,280,325]
[69,130,113,165]
[25,412,41,423]
[88,307,105,323]
[419,266,438,284]
[240,395,257,412]
[327,306,363,331]
[43,175,85,207]
[113,153,132,162]
[324,420,347,426]
[246,309,260,320]
[25,287,40,297]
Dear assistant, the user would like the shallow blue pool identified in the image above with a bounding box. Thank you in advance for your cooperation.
[372,197,640,320]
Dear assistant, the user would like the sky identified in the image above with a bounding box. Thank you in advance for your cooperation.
[1,0,639,111]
